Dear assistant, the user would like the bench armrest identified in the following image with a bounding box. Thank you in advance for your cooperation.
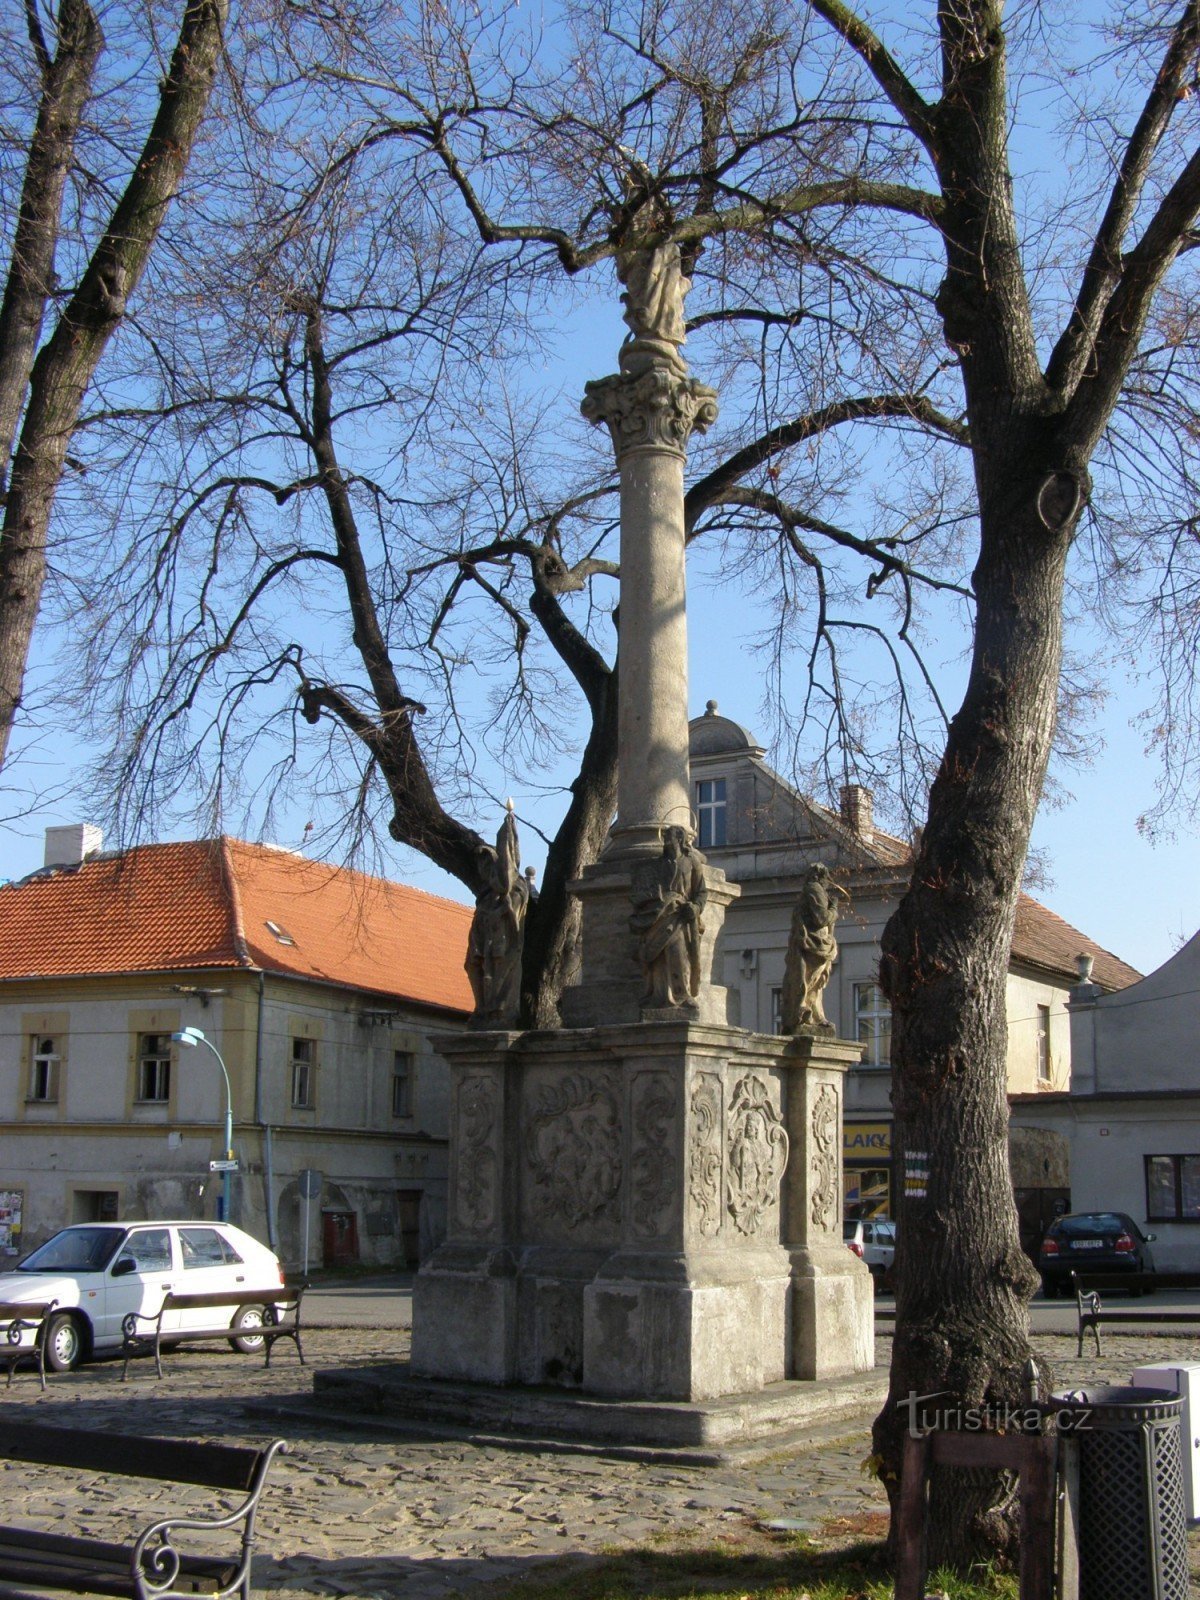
[131,1440,288,1600]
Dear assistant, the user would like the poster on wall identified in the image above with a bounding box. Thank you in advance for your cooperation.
[0,1191,24,1254]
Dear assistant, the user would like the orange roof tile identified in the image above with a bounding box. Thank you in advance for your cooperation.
[0,839,473,1013]
[1011,894,1141,991]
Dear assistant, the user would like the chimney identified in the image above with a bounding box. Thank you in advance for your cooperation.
[839,784,874,843]
[44,824,103,868]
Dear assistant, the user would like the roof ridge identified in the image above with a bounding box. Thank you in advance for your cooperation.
[224,836,473,915]
[1016,890,1141,978]
[218,836,253,966]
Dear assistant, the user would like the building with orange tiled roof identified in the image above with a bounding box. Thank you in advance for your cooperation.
[689,704,1141,1255]
[0,828,471,1261]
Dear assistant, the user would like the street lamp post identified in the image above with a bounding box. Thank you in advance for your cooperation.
[172,1026,234,1221]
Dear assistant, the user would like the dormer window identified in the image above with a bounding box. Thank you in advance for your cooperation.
[695,778,727,848]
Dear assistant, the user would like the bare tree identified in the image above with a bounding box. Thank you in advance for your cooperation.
[75,0,960,1028]
[0,0,228,774]
[257,0,1200,1565]
[63,0,1200,1563]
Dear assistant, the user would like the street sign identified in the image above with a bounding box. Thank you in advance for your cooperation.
[209,1158,239,1173]
[298,1167,322,1200]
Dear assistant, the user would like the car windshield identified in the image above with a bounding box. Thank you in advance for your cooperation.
[1055,1214,1124,1236]
[842,1222,860,1240]
[18,1227,123,1273]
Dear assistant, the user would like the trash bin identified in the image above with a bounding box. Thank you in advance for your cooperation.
[1050,1385,1189,1600]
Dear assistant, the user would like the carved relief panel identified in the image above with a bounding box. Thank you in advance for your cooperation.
[524,1071,622,1234]
[726,1072,789,1236]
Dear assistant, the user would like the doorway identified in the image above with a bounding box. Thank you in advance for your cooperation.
[322,1209,359,1267]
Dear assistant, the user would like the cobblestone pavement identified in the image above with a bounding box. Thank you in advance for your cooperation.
[2,1327,1199,1598]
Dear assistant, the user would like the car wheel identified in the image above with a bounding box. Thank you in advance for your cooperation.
[229,1305,266,1353]
[44,1312,82,1373]
[1042,1279,1059,1300]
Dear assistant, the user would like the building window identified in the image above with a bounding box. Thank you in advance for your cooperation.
[291,1038,315,1108]
[695,778,727,848]
[1146,1155,1200,1221]
[854,983,891,1066]
[392,1051,414,1118]
[137,1034,171,1102]
[1036,1005,1052,1082]
[29,1037,59,1102]
[770,986,783,1035]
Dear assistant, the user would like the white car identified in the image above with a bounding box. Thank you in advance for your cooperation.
[0,1221,286,1372]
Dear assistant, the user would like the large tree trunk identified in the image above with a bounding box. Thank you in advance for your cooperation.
[519,677,618,1028]
[874,442,1083,1564]
[0,0,101,493]
[0,0,227,774]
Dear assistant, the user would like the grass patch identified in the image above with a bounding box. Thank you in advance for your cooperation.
[480,1516,1020,1600]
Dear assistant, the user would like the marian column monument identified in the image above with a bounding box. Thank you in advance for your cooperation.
[411,242,873,1419]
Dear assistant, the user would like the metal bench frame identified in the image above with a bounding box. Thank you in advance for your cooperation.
[1071,1271,1200,1355]
[0,1300,56,1390]
[0,1421,286,1600]
[121,1284,307,1380]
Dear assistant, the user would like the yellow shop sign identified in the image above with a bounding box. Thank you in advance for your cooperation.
[843,1122,892,1158]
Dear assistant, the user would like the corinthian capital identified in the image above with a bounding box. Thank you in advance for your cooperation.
[582,365,719,461]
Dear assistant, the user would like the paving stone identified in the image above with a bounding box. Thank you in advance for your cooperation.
[0,1325,1196,1596]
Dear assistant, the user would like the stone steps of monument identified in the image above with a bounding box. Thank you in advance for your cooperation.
[245,1384,880,1468]
[241,1362,888,1465]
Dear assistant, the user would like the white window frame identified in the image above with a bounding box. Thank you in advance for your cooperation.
[29,1036,59,1102]
[854,982,892,1067]
[695,778,727,849]
[1036,1005,1052,1082]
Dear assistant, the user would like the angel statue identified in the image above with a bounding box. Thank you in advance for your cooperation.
[465,803,531,1028]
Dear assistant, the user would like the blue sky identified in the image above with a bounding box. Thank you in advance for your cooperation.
[4,0,1199,982]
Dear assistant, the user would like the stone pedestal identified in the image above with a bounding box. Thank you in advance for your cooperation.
[559,859,738,1029]
[411,1022,873,1402]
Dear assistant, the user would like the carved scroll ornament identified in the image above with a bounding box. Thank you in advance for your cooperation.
[810,1082,839,1231]
[689,1073,723,1238]
[582,367,718,460]
[456,1075,499,1234]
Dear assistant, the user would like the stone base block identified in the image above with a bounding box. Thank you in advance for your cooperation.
[309,1360,888,1460]
[410,1249,516,1385]
[790,1246,874,1380]
[584,1266,790,1402]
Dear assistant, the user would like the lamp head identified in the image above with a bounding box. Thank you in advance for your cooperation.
[171,1026,205,1047]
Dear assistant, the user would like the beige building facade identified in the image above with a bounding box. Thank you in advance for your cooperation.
[689,704,1140,1234]
[0,832,471,1267]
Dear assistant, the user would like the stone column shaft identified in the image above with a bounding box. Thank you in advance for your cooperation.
[613,444,691,853]
[581,243,717,859]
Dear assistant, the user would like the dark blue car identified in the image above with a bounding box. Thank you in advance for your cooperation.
[1039,1211,1157,1297]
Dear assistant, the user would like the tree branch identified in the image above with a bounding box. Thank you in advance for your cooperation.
[1070,144,1200,451]
[1046,0,1200,396]
[684,395,968,532]
[804,0,939,157]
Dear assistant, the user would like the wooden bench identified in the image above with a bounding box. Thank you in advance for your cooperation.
[0,1300,56,1390]
[1072,1270,1200,1355]
[121,1284,307,1381]
[896,1428,1057,1600]
[0,1420,286,1599]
